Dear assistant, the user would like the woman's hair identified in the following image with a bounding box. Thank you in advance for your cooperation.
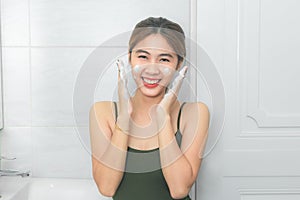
[128,17,186,68]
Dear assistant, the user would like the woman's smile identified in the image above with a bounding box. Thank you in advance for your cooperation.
[142,77,162,88]
[132,63,174,94]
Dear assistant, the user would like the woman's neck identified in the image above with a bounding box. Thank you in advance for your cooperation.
[129,90,180,126]
[129,91,165,126]
[131,91,164,113]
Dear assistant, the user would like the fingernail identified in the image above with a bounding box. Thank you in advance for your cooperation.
[116,60,120,70]
[183,66,188,75]
[179,68,187,77]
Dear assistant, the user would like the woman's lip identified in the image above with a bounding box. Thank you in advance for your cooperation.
[141,77,161,88]
[143,82,159,88]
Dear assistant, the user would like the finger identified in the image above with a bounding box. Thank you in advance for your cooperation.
[116,59,122,81]
[169,66,188,95]
[116,59,127,91]
[116,60,125,101]
[116,60,122,97]
[117,59,126,81]
[116,59,130,100]
[179,65,188,77]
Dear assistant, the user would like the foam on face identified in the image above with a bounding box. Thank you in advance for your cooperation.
[162,67,171,75]
[133,65,141,72]
[132,65,141,79]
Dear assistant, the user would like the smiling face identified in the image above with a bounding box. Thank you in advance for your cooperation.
[129,34,180,98]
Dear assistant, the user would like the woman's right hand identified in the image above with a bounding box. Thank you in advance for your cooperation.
[116,59,132,134]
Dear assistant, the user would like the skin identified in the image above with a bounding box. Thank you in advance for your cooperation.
[89,34,210,199]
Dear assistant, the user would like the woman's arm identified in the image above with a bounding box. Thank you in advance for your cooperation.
[90,60,132,197]
[158,102,210,199]
[89,102,129,197]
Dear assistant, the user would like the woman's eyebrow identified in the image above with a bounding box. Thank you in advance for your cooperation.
[134,49,174,58]
[159,53,174,58]
[135,49,150,55]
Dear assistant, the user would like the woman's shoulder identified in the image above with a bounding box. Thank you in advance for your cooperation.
[181,102,210,123]
[89,101,116,118]
[180,102,210,136]
[90,101,116,108]
[183,102,209,114]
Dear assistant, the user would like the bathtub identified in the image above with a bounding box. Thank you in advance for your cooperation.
[0,177,111,200]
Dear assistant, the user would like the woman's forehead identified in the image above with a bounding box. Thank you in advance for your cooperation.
[133,34,175,53]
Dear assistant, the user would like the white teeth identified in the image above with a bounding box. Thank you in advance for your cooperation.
[143,77,160,84]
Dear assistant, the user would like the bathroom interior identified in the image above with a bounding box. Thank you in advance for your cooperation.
[0,0,221,199]
[2,0,298,199]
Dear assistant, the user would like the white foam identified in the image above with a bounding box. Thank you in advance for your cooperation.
[162,67,171,75]
[133,65,140,73]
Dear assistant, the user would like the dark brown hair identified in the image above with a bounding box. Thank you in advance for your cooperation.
[128,17,186,69]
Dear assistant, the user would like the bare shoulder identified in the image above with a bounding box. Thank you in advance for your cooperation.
[183,102,209,117]
[181,102,210,131]
[89,101,117,140]
[89,101,116,125]
[90,101,113,109]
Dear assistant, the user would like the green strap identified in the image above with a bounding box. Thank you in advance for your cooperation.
[113,101,118,123]
[177,102,186,131]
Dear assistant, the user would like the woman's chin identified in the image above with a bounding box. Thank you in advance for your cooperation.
[138,85,166,98]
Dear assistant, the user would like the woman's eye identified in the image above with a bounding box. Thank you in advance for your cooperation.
[160,58,170,62]
[138,55,147,59]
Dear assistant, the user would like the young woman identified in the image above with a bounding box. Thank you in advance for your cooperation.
[89,17,210,200]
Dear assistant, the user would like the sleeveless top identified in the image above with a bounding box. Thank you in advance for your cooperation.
[112,102,192,200]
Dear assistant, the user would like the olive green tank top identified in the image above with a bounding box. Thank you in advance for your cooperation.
[112,102,192,200]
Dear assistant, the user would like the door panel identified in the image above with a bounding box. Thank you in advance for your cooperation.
[195,0,300,199]
[221,0,300,199]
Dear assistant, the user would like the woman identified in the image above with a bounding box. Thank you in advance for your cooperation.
[89,17,210,200]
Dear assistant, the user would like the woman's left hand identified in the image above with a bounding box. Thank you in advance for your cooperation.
[154,66,188,120]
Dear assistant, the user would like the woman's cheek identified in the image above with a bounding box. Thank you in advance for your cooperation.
[159,67,175,87]
[162,67,171,76]
[132,64,141,80]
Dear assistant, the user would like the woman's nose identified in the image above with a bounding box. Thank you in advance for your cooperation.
[144,64,160,75]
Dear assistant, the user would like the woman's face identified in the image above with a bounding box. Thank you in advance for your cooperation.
[129,34,180,98]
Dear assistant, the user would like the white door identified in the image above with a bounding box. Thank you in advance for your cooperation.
[196,0,300,199]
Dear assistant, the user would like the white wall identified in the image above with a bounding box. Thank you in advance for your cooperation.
[0,0,195,189]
